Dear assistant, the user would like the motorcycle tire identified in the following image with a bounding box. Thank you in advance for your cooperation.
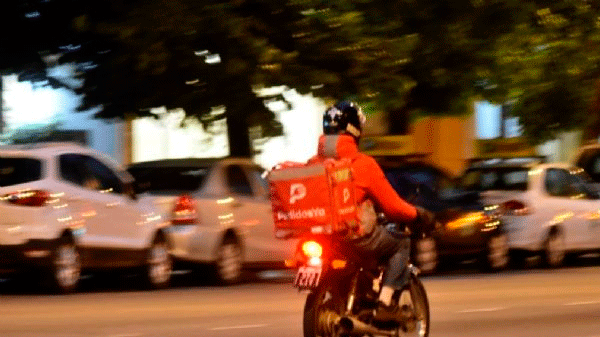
[403,274,430,337]
[303,281,345,337]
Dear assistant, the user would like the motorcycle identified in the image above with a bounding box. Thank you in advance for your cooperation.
[289,226,430,337]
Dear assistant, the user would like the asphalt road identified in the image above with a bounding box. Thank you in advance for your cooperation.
[2,266,600,337]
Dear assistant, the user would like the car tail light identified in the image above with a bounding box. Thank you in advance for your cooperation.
[3,190,50,207]
[172,194,198,224]
[501,200,531,216]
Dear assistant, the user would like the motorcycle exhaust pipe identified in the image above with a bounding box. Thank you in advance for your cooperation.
[338,316,397,337]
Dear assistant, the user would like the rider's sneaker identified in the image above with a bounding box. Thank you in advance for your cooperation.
[399,288,412,307]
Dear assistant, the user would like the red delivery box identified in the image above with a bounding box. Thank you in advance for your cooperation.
[268,159,359,238]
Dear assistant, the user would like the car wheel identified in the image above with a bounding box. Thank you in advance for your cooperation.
[483,233,509,271]
[144,237,172,289]
[50,238,81,293]
[215,236,243,285]
[543,230,565,268]
[413,237,437,275]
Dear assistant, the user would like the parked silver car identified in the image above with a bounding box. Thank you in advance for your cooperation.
[462,159,600,268]
[128,158,296,284]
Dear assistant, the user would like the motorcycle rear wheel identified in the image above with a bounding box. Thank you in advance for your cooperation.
[401,275,430,337]
[303,282,345,337]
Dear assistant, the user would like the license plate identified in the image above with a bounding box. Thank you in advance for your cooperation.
[294,266,322,289]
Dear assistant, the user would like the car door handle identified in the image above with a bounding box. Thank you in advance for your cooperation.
[106,202,121,208]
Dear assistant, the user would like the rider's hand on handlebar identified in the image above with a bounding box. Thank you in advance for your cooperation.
[414,206,438,234]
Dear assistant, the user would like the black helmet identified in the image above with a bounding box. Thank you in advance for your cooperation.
[323,101,366,139]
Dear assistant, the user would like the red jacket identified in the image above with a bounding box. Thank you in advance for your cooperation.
[310,134,417,223]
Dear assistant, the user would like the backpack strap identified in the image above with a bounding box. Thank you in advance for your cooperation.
[321,135,361,164]
[322,135,340,158]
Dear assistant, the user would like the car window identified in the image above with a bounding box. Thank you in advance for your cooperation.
[590,156,600,181]
[0,157,42,187]
[566,169,599,199]
[226,165,253,196]
[384,167,453,200]
[575,150,600,183]
[462,168,528,191]
[127,166,210,195]
[384,169,420,199]
[83,156,124,194]
[504,171,528,188]
[60,154,123,194]
[59,154,86,186]
[545,168,578,197]
[480,171,499,190]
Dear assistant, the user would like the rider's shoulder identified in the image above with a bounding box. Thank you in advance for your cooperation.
[352,152,380,168]
[355,152,376,162]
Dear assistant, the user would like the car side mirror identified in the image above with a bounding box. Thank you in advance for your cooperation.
[124,181,138,201]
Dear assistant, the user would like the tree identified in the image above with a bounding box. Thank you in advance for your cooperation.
[1,0,34,133]
[477,0,600,143]
[63,0,289,157]
[586,79,600,141]
[64,0,526,155]
[61,0,600,154]
[0,0,80,135]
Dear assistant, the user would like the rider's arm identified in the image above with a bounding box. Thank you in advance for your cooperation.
[356,156,418,222]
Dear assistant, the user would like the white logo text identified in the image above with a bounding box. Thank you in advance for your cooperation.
[290,183,307,204]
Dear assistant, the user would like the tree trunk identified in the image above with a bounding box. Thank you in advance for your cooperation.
[500,103,509,138]
[583,78,600,143]
[226,112,251,157]
[388,107,410,135]
[0,76,3,135]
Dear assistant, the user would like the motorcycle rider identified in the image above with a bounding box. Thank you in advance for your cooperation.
[310,100,437,322]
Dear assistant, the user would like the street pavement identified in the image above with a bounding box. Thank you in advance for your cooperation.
[1,266,600,337]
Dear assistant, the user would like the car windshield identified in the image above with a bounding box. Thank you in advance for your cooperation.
[127,165,210,195]
[384,167,462,199]
[0,157,43,187]
[461,167,529,191]
[569,169,600,197]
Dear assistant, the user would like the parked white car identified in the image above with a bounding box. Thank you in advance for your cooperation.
[0,142,172,292]
[127,158,296,284]
[462,160,600,267]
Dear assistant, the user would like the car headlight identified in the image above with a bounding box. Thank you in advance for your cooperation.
[446,212,490,230]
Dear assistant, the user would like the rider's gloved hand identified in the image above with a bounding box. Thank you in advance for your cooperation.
[413,206,438,234]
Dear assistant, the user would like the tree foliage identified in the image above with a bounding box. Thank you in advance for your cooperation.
[0,0,81,134]
[479,0,600,143]
[63,0,290,156]
[5,0,600,152]
[63,0,528,153]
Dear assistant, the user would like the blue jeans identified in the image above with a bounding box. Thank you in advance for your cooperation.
[350,224,411,289]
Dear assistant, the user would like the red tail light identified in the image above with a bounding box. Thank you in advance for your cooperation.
[302,240,323,258]
[501,200,530,216]
[3,190,50,207]
[300,240,323,266]
[172,194,198,224]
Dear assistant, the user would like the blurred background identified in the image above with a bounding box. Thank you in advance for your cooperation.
[3,1,600,337]
[2,0,600,172]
